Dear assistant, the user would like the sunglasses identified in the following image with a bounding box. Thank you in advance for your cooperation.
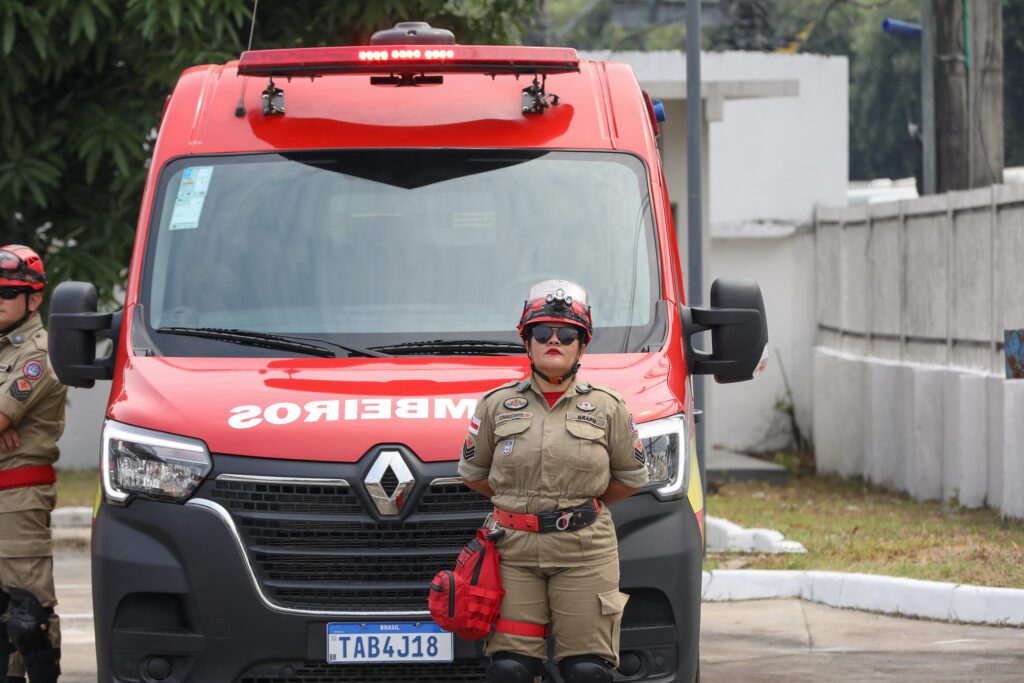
[530,325,581,345]
[0,288,28,300]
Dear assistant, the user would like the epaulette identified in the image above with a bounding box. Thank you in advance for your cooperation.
[586,384,625,402]
[482,379,522,399]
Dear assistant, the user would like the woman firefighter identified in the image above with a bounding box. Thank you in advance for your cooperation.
[459,279,650,683]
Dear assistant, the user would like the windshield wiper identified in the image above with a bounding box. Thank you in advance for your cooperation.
[156,327,389,359]
[369,339,526,356]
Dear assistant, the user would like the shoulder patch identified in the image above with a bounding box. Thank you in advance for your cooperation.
[462,435,476,461]
[10,378,32,401]
[23,359,44,381]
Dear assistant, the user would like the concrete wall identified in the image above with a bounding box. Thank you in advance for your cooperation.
[814,185,1024,518]
[56,382,110,470]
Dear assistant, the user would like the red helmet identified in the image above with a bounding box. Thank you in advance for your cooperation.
[0,245,46,291]
[517,279,593,343]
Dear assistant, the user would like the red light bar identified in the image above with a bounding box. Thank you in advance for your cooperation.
[237,45,580,78]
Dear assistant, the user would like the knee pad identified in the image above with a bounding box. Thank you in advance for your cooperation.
[0,590,9,676]
[6,589,52,653]
[487,651,542,683]
[559,654,613,683]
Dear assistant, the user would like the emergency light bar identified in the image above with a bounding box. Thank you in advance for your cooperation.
[237,45,580,78]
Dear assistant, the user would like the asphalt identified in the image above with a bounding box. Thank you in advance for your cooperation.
[701,598,1024,682]
[56,547,1024,683]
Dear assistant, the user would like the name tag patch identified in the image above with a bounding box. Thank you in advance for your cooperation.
[495,411,532,425]
[567,413,606,429]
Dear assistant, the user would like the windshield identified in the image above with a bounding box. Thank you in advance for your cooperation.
[141,150,661,357]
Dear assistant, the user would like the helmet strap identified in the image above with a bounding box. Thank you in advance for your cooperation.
[1,292,34,337]
[527,348,583,387]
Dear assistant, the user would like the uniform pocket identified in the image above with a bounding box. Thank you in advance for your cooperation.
[597,589,629,656]
[492,417,532,467]
[564,418,608,470]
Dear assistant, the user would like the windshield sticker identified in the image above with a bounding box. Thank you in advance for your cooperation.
[228,397,478,429]
[169,166,215,231]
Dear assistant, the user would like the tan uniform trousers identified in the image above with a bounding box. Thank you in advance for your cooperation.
[484,552,628,668]
[0,509,60,678]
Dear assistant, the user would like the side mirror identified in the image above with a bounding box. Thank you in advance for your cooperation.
[680,278,768,384]
[47,281,123,388]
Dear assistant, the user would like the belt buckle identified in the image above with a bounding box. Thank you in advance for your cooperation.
[555,511,573,531]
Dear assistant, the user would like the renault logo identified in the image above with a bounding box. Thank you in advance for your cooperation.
[364,450,415,515]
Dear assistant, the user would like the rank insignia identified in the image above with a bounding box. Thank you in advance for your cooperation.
[462,436,476,461]
[634,439,646,465]
[10,378,31,401]
[576,400,596,412]
[23,360,44,380]
[503,397,528,410]
[576,382,592,393]
[502,438,515,456]
[628,414,638,435]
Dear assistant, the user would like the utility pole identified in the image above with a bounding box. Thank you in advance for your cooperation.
[968,0,1003,187]
[920,0,936,194]
[932,0,969,192]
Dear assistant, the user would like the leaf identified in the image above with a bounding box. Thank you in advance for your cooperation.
[2,18,14,55]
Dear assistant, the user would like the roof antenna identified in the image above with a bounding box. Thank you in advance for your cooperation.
[235,0,259,117]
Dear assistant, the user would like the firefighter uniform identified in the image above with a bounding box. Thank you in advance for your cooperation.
[458,375,649,667]
[0,313,67,681]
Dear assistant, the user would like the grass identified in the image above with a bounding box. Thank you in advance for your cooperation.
[56,469,99,509]
[705,474,1024,589]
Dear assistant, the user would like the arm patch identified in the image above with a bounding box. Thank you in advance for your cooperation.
[10,378,32,401]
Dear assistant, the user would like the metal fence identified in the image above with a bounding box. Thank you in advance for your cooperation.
[815,184,1024,374]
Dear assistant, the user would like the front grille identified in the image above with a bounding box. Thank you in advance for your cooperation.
[210,476,489,612]
[213,479,363,515]
[236,658,488,683]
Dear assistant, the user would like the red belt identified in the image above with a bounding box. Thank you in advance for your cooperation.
[0,465,57,492]
[493,499,601,533]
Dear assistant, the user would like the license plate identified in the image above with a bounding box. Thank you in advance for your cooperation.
[326,622,454,664]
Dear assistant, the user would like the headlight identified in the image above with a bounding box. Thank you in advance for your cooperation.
[637,414,690,500]
[101,420,211,504]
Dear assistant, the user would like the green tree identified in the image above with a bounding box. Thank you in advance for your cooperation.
[0,0,537,306]
[1004,1,1024,167]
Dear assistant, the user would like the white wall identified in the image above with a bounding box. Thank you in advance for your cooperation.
[708,231,817,452]
[705,52,849,227]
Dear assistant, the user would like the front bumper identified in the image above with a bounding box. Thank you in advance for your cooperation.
[92,453,701,682]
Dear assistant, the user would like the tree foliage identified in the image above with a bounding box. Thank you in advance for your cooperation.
[549,0,1022,182]
[0,0,537,306]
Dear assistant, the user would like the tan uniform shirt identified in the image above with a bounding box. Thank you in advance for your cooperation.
[0,313,66,515]
[458,376,649,568]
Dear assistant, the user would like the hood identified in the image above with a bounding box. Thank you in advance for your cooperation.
[109,353,681,462]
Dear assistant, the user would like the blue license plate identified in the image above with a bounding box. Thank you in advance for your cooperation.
[326,622,454,663]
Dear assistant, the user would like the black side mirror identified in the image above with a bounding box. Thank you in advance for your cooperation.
[680,278,768,384]
[47,281,123,388]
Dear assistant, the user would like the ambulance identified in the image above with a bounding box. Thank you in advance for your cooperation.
[48,22,766,683]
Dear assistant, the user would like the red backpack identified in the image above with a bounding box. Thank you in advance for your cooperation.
[429,528,505,640]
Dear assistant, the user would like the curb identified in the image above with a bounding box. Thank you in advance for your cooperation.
[706,515,806,554]
[53,507,93,529]
[701,569,1024,627]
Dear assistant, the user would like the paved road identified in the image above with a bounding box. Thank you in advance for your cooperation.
[56,550,1024,682]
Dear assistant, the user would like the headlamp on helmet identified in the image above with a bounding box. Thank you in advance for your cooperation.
[517,279,593,343]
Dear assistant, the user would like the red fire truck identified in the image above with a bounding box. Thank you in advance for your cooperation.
[49,22,766,683]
